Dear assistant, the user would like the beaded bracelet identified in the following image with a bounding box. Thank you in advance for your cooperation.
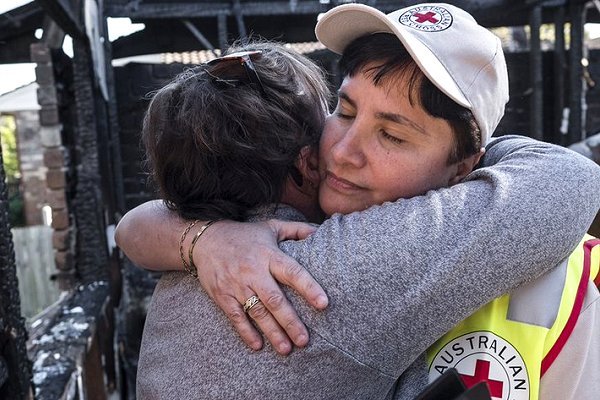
[187,220,218,278]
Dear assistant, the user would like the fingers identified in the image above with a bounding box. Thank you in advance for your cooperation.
[215,295,263,351]
[267,219,317,241]
[245,297,293,355]
[269,251,328,310]
[250,282,309,350]
[193,219,322,354]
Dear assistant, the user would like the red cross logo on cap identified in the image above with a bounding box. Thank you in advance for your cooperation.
[399,5,453,32]
[413,11,439,24]
[460,359,504,398]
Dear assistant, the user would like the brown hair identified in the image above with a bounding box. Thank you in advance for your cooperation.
[339,33,481,164]
[142,41,331,220]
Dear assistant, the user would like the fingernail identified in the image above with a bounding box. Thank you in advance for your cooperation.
[296,334,308,347]
[251,341,263,351]
[278,342,292,355]
[316,295,329,308]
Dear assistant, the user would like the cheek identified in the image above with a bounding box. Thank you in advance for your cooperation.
[318,122,338,166]
[403,161,454,195]
[318,185,343,216]
[373,158,445,201]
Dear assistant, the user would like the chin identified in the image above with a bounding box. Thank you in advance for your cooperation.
[320,202,353,217]
[318,189,359,216]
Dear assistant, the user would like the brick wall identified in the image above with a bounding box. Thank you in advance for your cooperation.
[14,110,46,226]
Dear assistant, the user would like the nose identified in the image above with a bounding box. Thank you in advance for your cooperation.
[330,120,366,168]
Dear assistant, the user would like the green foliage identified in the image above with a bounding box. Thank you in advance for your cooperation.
[9,190,25,227]
[1,115,20,183]
[0,115,24,226]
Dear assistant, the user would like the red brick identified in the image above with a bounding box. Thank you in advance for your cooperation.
[51,209,70,229]
[46,189,67,209]
[35,64,54,85]
[44,147,65,168]
[30,43,51,63]
[55,250,74,271]
[39,107,59,126]
[40,127,62,147]
[37,86,57,106]
[46,169,66,189]
[53,229,71,251]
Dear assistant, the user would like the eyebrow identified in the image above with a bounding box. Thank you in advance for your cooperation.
[376,111,427,135]
[337,90,427,135]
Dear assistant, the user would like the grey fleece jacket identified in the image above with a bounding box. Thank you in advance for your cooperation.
[136,136,600,399]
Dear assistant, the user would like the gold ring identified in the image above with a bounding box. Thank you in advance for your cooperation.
[243,295,261,313]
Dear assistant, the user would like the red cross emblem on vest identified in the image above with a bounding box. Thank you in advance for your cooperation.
[460,359,504,398]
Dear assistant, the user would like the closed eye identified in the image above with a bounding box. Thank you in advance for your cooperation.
[381,130,404,145]
[335,110,354,120]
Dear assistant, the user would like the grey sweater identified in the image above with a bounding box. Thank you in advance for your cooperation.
[136,136,600,399]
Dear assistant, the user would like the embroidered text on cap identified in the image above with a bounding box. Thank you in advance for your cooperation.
[398,5,453,32]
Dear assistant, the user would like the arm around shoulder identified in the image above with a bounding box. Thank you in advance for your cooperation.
[114,200,187,271]
[480,134,600,251]
[278,135,600,375]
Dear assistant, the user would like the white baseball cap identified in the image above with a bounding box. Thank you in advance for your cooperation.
[315,3,509,147]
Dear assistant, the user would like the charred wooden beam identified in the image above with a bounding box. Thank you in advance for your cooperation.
[71,38,110,282]
[111,14,319,58]
[529,5,543,140]
[41,17,66,49]
[568,1,584,144]
[233,0,248,41]
[103,0,599,26]
[182,19,218,55]
[0,2,44,43]
[568,133,600,236]
[28,281,111,400]
[105,0,328,18]
[37,0,85,39]
[0,33,37,63]
[0,2,44,63]
[0,357,7,387]
[100,17,127,218]
[553,6,566,144]
[218,13,228,52]
[0,147,32,399]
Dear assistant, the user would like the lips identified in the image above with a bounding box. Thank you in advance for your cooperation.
[324,170,364,193]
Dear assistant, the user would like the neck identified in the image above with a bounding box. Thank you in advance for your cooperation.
[281,180,324,223]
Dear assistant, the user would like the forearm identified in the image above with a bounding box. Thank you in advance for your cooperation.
[115,200,191,271]
[280,135,600,375]
[115,200,325,353]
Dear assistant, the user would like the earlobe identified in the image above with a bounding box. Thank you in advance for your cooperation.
[449,149,485,186]
[295,146,320,191]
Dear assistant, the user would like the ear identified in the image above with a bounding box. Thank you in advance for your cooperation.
[448,149,485,186]
[295,145,320,191]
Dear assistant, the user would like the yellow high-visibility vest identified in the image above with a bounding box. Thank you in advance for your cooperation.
[427,235,600,400]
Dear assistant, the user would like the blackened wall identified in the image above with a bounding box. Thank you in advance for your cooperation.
[586,50,600,137]
[114,48,600,208]
[115,63,186,210]
[498,49,600,144]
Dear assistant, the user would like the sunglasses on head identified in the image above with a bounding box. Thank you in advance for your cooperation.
[205,50,267,97]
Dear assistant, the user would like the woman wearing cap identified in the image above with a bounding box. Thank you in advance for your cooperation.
[118,4,600,399]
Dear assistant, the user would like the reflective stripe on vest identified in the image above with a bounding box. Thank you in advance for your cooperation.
[426,234,600,400]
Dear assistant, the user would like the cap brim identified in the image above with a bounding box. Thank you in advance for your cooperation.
[316,4,471,108]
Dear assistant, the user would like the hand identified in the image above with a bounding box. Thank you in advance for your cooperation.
[194,219,328,355]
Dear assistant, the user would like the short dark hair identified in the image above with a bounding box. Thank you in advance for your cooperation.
[142,41,331,220]
[339,33,480,164]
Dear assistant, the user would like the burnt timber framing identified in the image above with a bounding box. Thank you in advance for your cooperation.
[0,156,32,400]
[0,0,599,399]
[35,0,85,39]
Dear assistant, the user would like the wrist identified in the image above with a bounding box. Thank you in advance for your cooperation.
[187,220,218,278]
